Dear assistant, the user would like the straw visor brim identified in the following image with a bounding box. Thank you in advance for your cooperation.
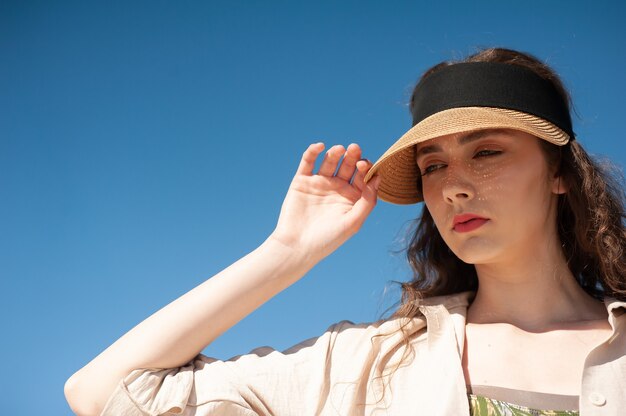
[364,107,571,205]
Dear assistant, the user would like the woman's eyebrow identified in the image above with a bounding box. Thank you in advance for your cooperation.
[415,129,506,158]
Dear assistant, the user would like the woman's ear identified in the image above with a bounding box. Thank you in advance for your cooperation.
[551,173,568,195]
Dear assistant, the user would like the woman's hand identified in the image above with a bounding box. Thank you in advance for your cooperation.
[270,142,380,265]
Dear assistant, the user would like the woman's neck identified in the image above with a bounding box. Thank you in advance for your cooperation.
[468,240,607,331]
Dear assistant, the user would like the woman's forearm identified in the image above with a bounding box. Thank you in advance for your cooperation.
[65,236,315,416]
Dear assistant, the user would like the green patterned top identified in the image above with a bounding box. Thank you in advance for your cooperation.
[469,394,580,416]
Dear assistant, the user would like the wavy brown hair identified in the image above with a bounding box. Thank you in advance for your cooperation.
[393,48,626,321]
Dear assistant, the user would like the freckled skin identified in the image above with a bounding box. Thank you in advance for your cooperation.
[416,129,560,265]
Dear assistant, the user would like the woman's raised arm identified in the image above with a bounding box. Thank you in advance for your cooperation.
[64,143,380,416]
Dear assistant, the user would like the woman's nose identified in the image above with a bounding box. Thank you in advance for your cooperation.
[441,166,476,204]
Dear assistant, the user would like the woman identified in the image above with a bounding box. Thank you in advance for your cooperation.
[65,48,626,415]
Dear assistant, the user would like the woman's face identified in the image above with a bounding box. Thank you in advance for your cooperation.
[416,128,563,265]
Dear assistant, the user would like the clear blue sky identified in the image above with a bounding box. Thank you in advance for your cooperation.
[1,1,624,414]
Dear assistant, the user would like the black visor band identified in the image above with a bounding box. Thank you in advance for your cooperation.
[411,62,575,139]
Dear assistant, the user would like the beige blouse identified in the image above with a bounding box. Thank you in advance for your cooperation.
[100,291,626,415]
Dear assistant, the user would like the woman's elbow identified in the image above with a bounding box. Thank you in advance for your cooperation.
[64,372,104,416]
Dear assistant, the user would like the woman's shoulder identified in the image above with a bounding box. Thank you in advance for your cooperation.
[305,291,475,349]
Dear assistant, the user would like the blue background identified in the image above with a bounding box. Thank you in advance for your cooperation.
[1,1,624,414]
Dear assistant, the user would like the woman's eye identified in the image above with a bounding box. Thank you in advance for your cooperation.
[474,149,501,158]
[422,163,446,175]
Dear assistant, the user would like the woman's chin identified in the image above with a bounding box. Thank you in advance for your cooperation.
[449,239,501,265]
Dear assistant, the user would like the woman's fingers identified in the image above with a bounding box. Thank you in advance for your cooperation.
[297,143,373,190]
[296,143,325,176]
[345,174,380,232]
[317,144,346,177]
[335,143,361,181]
[352,159,373,191]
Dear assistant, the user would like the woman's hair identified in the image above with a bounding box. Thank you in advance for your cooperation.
[393,48,626,321]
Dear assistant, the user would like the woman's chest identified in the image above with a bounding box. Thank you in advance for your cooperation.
[461,322,611,395]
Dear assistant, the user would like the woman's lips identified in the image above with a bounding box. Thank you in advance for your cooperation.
[453,214,489,233]
[454,218,489,232]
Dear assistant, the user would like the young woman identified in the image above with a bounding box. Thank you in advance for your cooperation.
[65,48,626,416]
